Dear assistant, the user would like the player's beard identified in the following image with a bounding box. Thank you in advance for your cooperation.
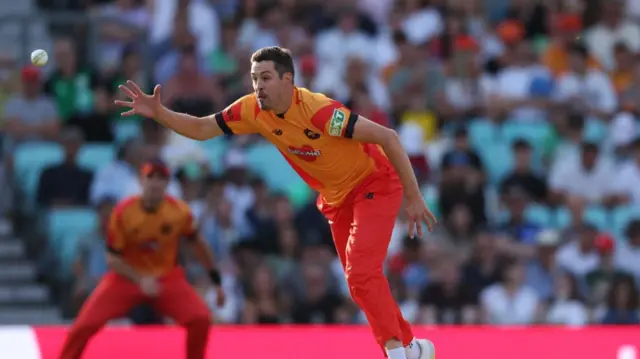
[257,97,270,110]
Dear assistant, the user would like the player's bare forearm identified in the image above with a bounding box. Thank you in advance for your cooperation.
[155,105,223,141]
[189,236,218,272]
[351,116,422,199]
[106,253,142,283]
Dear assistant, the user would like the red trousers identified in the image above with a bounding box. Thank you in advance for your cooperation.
[58,268,211,359]
[318,171,414,350]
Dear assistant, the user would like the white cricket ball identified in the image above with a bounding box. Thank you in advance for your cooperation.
[31,49,48,67]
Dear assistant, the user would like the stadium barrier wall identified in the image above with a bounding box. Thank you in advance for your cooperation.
[0,326,638,359]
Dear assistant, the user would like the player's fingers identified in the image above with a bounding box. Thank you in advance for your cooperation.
[416,219,423,238]
[114,100,133,108]
[118,85,137,99]
[127,80,145,96]
[407,218,415,239]
[153,84,162,99]
[423,212,433,232]
[121,109,136,117]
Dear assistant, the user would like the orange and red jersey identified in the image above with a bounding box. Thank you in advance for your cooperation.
[106,195,196,277]
[213,88,399,206]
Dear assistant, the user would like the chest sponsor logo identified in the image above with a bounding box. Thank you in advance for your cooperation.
[304,128,321,140]
[288,145,322,162]
[328,109,346,136]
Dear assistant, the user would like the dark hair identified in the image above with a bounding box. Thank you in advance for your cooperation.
[500,257,522,283]
[513,138,531,151]
[625,219,640,239]
[581,142,599,153]
[251,46,295,80]
[559,272,584,302]
[568,42,589,59]
[567,113,585,131]
[606,275,639,310]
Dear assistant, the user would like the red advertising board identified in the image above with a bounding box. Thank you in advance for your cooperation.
[1,326,639,359]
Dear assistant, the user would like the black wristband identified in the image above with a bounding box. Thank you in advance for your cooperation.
[208,269,222,286]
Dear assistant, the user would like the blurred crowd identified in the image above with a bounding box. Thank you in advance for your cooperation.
[2,0,640,326]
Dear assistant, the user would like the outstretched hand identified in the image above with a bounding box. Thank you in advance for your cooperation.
[405,194,438,239]
[114,80,163,119]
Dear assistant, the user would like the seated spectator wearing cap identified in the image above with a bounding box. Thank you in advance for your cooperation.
[36,127,93,208]
[586,233,634,306]
[2,66,60,147]
[556,223,601,278]
[500,139,548,203]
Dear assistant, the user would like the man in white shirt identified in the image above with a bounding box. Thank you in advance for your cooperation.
[609,139,640,206]
[556,223,601,277]
[585,0,640,70]
[314,9,374,97]
[549,142,616,205]
[554,43,617,121]
[615,219,640,279]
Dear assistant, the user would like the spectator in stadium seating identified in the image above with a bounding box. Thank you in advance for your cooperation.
[387,274,419,324]
[387,235,430,299]
[549,142,616,206]
[600,275,640,324]
[106,44,147,108]
[439,128,486,226]
[314,8,374,97]
[163,45,223,114]
[223,148,255,223]
[500,139,548,203]
[66,86,114,143]
[36,127,93,207]
[544,271,588,326]
[400,0,443,45]
[556,223,600,278]
[439,33,484,122]
[175,162,204,206]
[96,0,150,71]
[90,139,182,203]
[291,262,346,324]
[418,260,479,324]
[584,0,640,71]
[208,22,244,93]
[542,14,600,78]
[483,40,552,122]
[73,197,115,311]
[2,66,60,146]
[614,220,640,279]
[199,196,253,272]
[462,230,505,296]
[610,43,636,95]
[499,187,540,250]
[526,230,561,301]
[268,225,302,280]
[608,139,640,206]
[294,190,332,248]
[554,42,617,121]
[241,264,283,324]
[431,204,475,263]
[149,0,220,60]
[586,233,633,306]
[480,258,541,325]
[44,37,101,122]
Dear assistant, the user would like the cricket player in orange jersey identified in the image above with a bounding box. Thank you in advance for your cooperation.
[58,160,225,359]
[116,46,437,359]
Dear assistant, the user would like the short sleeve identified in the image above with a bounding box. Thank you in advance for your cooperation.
[213,95,258,135]
[310,100,359,138]
[106,207,127,254]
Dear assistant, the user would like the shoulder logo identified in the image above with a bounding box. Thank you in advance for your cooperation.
[328,109,346,136]
[304,128,321,140]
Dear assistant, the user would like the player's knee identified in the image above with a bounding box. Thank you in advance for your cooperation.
[345,266,374,295]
